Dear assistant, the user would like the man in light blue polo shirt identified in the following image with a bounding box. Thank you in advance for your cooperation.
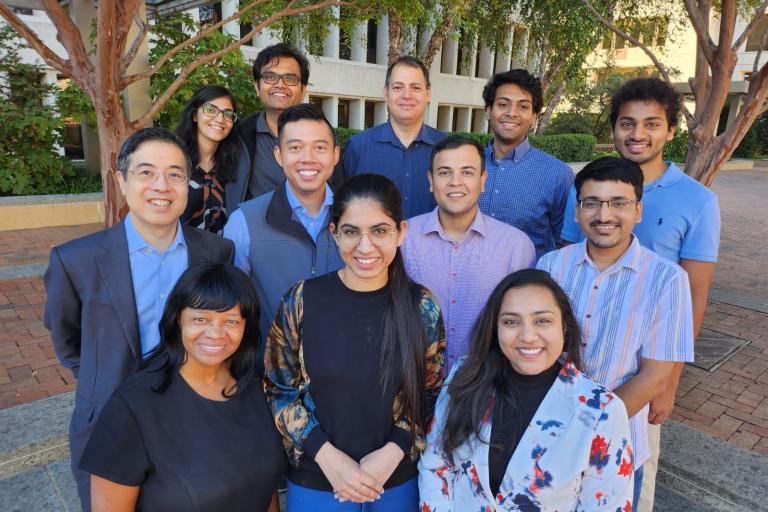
[560,78,720,511]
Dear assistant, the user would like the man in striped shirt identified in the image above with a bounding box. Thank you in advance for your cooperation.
[536,157,693,511]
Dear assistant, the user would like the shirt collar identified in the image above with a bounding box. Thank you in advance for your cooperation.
[486,137,531,164]
[421,207,489,241]
[645,161,684,190]
[284,181,334,214]
[256,112,275,136]
[124,213,186,254]
[575,235,641,273]
[375,120,438,146]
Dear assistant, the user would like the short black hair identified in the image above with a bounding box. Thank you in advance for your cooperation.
[610,77,680,129]
[430,135,486,172]
[575,157,644,201]
[385,56,431,88]
[252,43,310,85]
[117,127,191,177]
[482,69,543,113]
[276,103,335,146]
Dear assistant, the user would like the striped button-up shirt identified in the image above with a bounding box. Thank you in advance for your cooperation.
[536,237,693,468]
[402,208,536,371]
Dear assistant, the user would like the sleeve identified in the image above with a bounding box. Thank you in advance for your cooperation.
[640,271,694,362]
[418,366,460,512]
[222,209,251,274]
[679,193,720,262]
[329,151,346,192]
[341,136,360,178]
[575,396,634,512]
[560,186,584,243]
[516,234,537,270]
[78,394,151,486]
[263,282,328,467]
[535,251,555,274]
[389,290,446,456]
[43,247,82,378]
[551,165,576,248]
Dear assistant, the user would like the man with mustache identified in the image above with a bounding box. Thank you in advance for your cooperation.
[537,157,694,512]
[560,78,720,511]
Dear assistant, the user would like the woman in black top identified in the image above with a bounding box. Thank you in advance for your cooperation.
[81,263,286,512]
[264,174,445,510]
[176,85,239,234]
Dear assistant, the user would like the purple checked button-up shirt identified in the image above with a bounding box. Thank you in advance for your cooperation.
[401,208,536,371]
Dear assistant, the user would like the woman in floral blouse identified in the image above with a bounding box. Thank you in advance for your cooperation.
[419,269,633,511]
[264,174,445,510]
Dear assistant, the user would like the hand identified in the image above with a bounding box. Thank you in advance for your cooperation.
[315,442,384,503]
[648,383,677,425]
[359,442,404,487]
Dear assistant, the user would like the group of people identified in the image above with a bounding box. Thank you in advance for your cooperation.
[43,41,720,512]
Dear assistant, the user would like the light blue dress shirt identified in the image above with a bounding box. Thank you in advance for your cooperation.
[124,214,188,356]
[285,182,334,242]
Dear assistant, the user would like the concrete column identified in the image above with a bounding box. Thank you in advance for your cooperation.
[437,105,454,132]
[349,98,365,130]
[42,69,58,107]
[441,36,458,75]
[376,16,389,65]
[374,101,388,125]
[403,25,417,55]
[472,108,488,133]
[121,2,151,123]
[512,26,528,69]
[526,37,539,74]
[459,41,477,76]
[351,21,367,62]
[322,96,339,127]
[426,101,438,128]
[187,6,200,24]
[221,0,239,38]
[323,6,340,58]
[478,42,494,79]
[495,26,513,73]
[725,95,744,131]
[455,107,472,132]
[69,0,99,173]
[255,29,280,49]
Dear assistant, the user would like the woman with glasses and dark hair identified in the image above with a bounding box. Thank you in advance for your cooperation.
[175,85,240,234]
[80,263,285,512]
[419,269,634,511]
[264,173,445,510]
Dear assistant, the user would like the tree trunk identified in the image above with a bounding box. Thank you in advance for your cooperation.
[95,100,131,227]
[535,79,567,135]
[387,11,404,65]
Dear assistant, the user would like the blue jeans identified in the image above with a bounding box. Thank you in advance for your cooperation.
[633,466,644,511]
[287,477,418,512]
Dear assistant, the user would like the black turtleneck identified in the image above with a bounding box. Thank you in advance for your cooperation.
[488,361,562,496]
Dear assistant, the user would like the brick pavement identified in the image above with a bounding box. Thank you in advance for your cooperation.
[0,224,101,268]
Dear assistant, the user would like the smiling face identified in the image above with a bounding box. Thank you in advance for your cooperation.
[497,284,565,375]
[429,144,487,220]
[274,119,340,202]
[384,63,431,127]
[118,140,188,235]
[195,96,234,145]
[576,179,642,258]
[487,83,537,152]
[180,305,245,370]
[256,57,306,114]
[612,99,674,174]
[330,198,406,291]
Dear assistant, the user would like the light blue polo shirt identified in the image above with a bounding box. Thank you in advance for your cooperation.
[560,162,720,262]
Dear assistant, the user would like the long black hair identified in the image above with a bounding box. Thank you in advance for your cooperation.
[147,263,261,398]
[174,85,239,183]
[441,269,583,463]
[330,173,428,447]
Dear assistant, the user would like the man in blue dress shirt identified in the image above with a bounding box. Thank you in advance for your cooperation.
[343,56,447,218]
[478,69,574,259]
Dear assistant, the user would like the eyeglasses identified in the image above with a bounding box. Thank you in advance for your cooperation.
[260,71,301,86]
[125,168,188,185]
[578,199,638,210]
[200,102,237,123]
[333,227,397,248]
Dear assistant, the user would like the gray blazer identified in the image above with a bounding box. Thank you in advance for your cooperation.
[43,221,234,468]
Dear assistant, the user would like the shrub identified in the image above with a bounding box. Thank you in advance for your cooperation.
[529,133,596,162]
[333,127,360,148]
[663,130,688,162]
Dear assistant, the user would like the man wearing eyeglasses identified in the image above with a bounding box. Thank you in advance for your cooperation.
[44,127,234,511]
[536,157,693,512]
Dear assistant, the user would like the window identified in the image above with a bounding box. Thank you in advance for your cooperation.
[364,101,375,129]
[12,7,33,16]
[337,99,350,128]
[199,3,221,27]
[366,20,377,64]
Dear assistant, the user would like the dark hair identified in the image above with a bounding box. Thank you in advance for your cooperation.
[117,127,191,177]
[148,263,261,398]
[440,269,583,463]
[609,77,680,129]
[277,103,335,146]
[385,56,431,88]
[174,85,239,183]
[575,157,644,202]
[430,135,486,172]
[482,69,543,113]
[330,173,428,448]
[252,43,310,85]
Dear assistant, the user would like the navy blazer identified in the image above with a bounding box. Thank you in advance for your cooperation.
[43,221,234,466]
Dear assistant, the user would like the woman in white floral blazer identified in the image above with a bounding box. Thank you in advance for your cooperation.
[419,269,634,512]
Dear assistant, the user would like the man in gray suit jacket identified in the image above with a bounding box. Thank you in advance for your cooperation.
[44,128,234,511]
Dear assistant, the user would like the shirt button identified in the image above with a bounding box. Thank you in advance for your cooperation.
[494,189,499,193]
[405,173,410,177]
[451,299,457,304]
[586,314,591,319]
[452,272,457,277]
[450,327,456,332]
[593,285,598,290]
[160,293,166,299]
[491,213,496,217]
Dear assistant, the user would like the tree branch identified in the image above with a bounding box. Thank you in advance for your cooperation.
[754,27,768,76]
[39,0,94,81]
[733,0,768,51]
[682,0,716,64]
[0,3,72,76]
[121,14,149,73]
[420,1,467,70]
[132,0,344,128]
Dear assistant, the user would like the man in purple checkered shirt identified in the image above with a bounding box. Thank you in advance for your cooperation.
[401,135,536,371]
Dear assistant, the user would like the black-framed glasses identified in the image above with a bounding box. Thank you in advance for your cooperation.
[201,102,237,123]
[260,71,301,86]
[333,227,397,248]
[578,198,638,210]
[125,168,188,185]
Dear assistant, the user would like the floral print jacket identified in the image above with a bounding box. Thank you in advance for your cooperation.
[419,359,634,512]
[263,280,446,467]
